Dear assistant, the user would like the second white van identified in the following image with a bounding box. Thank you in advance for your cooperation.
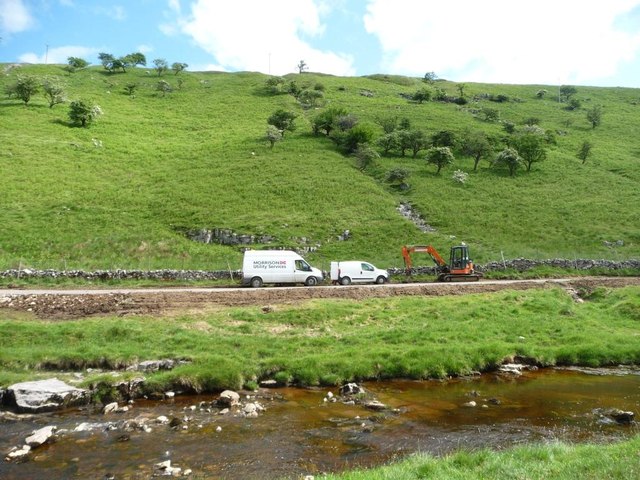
[330,261,389,285]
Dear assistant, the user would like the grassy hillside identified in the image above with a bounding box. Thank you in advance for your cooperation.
[1,64,638,271]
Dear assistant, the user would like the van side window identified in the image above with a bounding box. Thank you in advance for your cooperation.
[295,260,311,271]
[362,263,374,271]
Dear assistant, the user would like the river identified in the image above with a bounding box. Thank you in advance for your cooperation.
[1,368,639,479]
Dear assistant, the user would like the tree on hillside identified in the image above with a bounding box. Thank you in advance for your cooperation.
[311,106,347,136]
[462,130,493,171]
[172,62,188,75]
[124,52,147,67]
[423,71,438,84]
[407,130,428,158]
[267,109,297,136]
[493,147,523,176]
[431,130,457,148]
[153,58,169,76]
[513,132,547,171]
[412,87,432,104]
[457,83,467,98]
[375,115,398,134]
[559,85,577,103]
[340,123,376,154]
[586,105,603,129]
[297,88,324,108]
[353,142,379,170]
[266,125,283,148]
[376,132,399,155]
[577,140,593,164]
[68,99,103,127]
[156,80,172,97]
[5,75,40,105]
[385,167,410,189]
[297,60,308,74]
[425,146,454,174]
[98,52,116,72]
[265,76,286,94]
[42,77,66,108]
[66,57,89,73]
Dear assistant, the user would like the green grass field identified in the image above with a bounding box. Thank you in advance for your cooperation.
[1,285,638,391]
[1,64,638,272]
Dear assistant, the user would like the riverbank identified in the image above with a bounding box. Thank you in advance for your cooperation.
[324,434,640,480]
[1,284,639,394]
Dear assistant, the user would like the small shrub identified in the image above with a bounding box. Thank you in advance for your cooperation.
[452,169,469,184]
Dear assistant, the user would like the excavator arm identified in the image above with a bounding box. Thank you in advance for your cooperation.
[402,245,447,272]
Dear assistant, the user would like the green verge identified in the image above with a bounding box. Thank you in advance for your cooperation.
[323,435,640,479]
[1,285,639,390]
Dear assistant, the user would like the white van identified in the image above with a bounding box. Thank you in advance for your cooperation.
[330,261,389,285]
[242,250,324,287]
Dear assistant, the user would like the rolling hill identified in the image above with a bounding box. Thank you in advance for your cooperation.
[1,64,638,271]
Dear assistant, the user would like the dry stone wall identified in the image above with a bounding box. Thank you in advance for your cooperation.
[0,259,638,282]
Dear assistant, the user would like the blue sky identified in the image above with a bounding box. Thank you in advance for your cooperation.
[2,0,640,87]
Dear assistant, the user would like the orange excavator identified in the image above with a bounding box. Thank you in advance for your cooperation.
[401,243,482,282]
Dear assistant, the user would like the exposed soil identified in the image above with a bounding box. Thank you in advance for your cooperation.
[1,277,639,320]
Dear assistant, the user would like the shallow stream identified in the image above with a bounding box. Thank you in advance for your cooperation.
[1,368,639,479]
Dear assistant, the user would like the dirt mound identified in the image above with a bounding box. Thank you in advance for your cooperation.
[1,277,638,320]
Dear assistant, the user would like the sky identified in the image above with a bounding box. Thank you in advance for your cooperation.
[2,0,640,87]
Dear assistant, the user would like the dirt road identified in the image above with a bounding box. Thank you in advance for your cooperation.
[1,277,639,319]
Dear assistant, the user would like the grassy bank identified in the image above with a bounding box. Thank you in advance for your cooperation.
[324,435,640,479]
[1,285,639,390]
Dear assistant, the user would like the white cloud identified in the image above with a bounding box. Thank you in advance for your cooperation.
[95,5,126,21]
[0,0,34,35]
[364,0,640,85]
[19,45,99,64]
[173,0,355,75]
[136,44,153,54]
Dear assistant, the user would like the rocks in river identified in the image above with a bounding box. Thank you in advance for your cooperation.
[217,390,240,407]
[363,400,387,411]
[339,383,365,396]
[497,363,537,376]
[25,425,57,447]
[127,359,190,373]
[462,401,477,408]
[5,445,31,462]
[4,425,57,462]
[4,378,89,413]
[594,408,635,425]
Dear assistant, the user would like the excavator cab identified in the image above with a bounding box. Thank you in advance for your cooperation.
[449,245,470,271]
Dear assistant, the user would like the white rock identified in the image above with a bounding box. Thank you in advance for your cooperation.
[25,425,56,447]
[215,426,222,432]
[103,402,119,414]
[157,415,170,424]
[5,445,31,461]
[164,391,175,398]
[462,401,477,408]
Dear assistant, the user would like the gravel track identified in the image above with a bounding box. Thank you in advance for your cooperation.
[1,277,638,319]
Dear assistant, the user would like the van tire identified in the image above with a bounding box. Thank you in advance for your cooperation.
[339,276,351,286]
[250,277,263,288]
[305,276,318,287]
[375,276,387,284]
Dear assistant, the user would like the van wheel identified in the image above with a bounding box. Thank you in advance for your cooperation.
[305,276,318,287]
[375,276,387,284]
[250,277,263,288]
[340,276,351,286]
